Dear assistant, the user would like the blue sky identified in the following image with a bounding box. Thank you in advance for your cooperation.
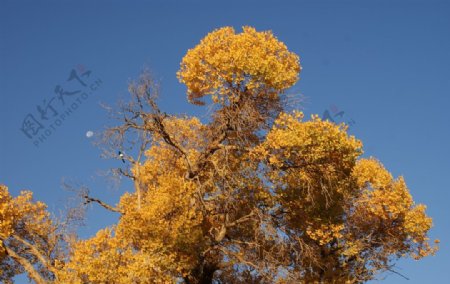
[1,0,449,282]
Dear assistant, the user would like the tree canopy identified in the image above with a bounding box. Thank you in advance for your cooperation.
[0,26,438,283]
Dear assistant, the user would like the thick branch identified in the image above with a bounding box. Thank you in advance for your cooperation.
[3,243,48,284]
[12,234,56,274]
[149,114,195,176]
[226,211,256,228]
[188,122,230,179]
[83,195,121,213]
[218,246,261,274]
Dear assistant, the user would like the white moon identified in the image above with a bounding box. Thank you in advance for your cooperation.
[86,131,94,138]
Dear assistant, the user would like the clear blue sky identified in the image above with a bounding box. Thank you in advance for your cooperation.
[1,1,449,283]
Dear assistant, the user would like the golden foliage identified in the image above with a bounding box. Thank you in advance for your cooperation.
[177,26,300,105]
[250,114,437,281]
[0,186,51,240]
[1,26,438,283]
[0,185,59,283]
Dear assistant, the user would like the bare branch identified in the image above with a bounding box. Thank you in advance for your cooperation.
[82,195,121,213]
[387,267,410,281]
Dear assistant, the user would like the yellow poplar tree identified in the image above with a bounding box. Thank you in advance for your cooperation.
[1,26,438,283]
[0,185,61,284]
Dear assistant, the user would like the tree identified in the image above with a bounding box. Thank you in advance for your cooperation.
[1,26,438,283]
[0,185,62,284]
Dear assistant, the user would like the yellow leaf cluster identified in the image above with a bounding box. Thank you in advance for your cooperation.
[0,185,58,282]
[57,228,174,283]
[59,176,204,282]
[306,223,344,245]
[59,117,207,282]
[251,112,437,271]
[177,26,300,105]
[253,112,363,229]
[0,185,52,240]
[349,158,438,259]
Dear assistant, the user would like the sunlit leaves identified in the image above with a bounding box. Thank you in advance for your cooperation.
[177,26,300,105]
[250,113,437,281]
[1,26,439,283]
[0,185,59,283]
